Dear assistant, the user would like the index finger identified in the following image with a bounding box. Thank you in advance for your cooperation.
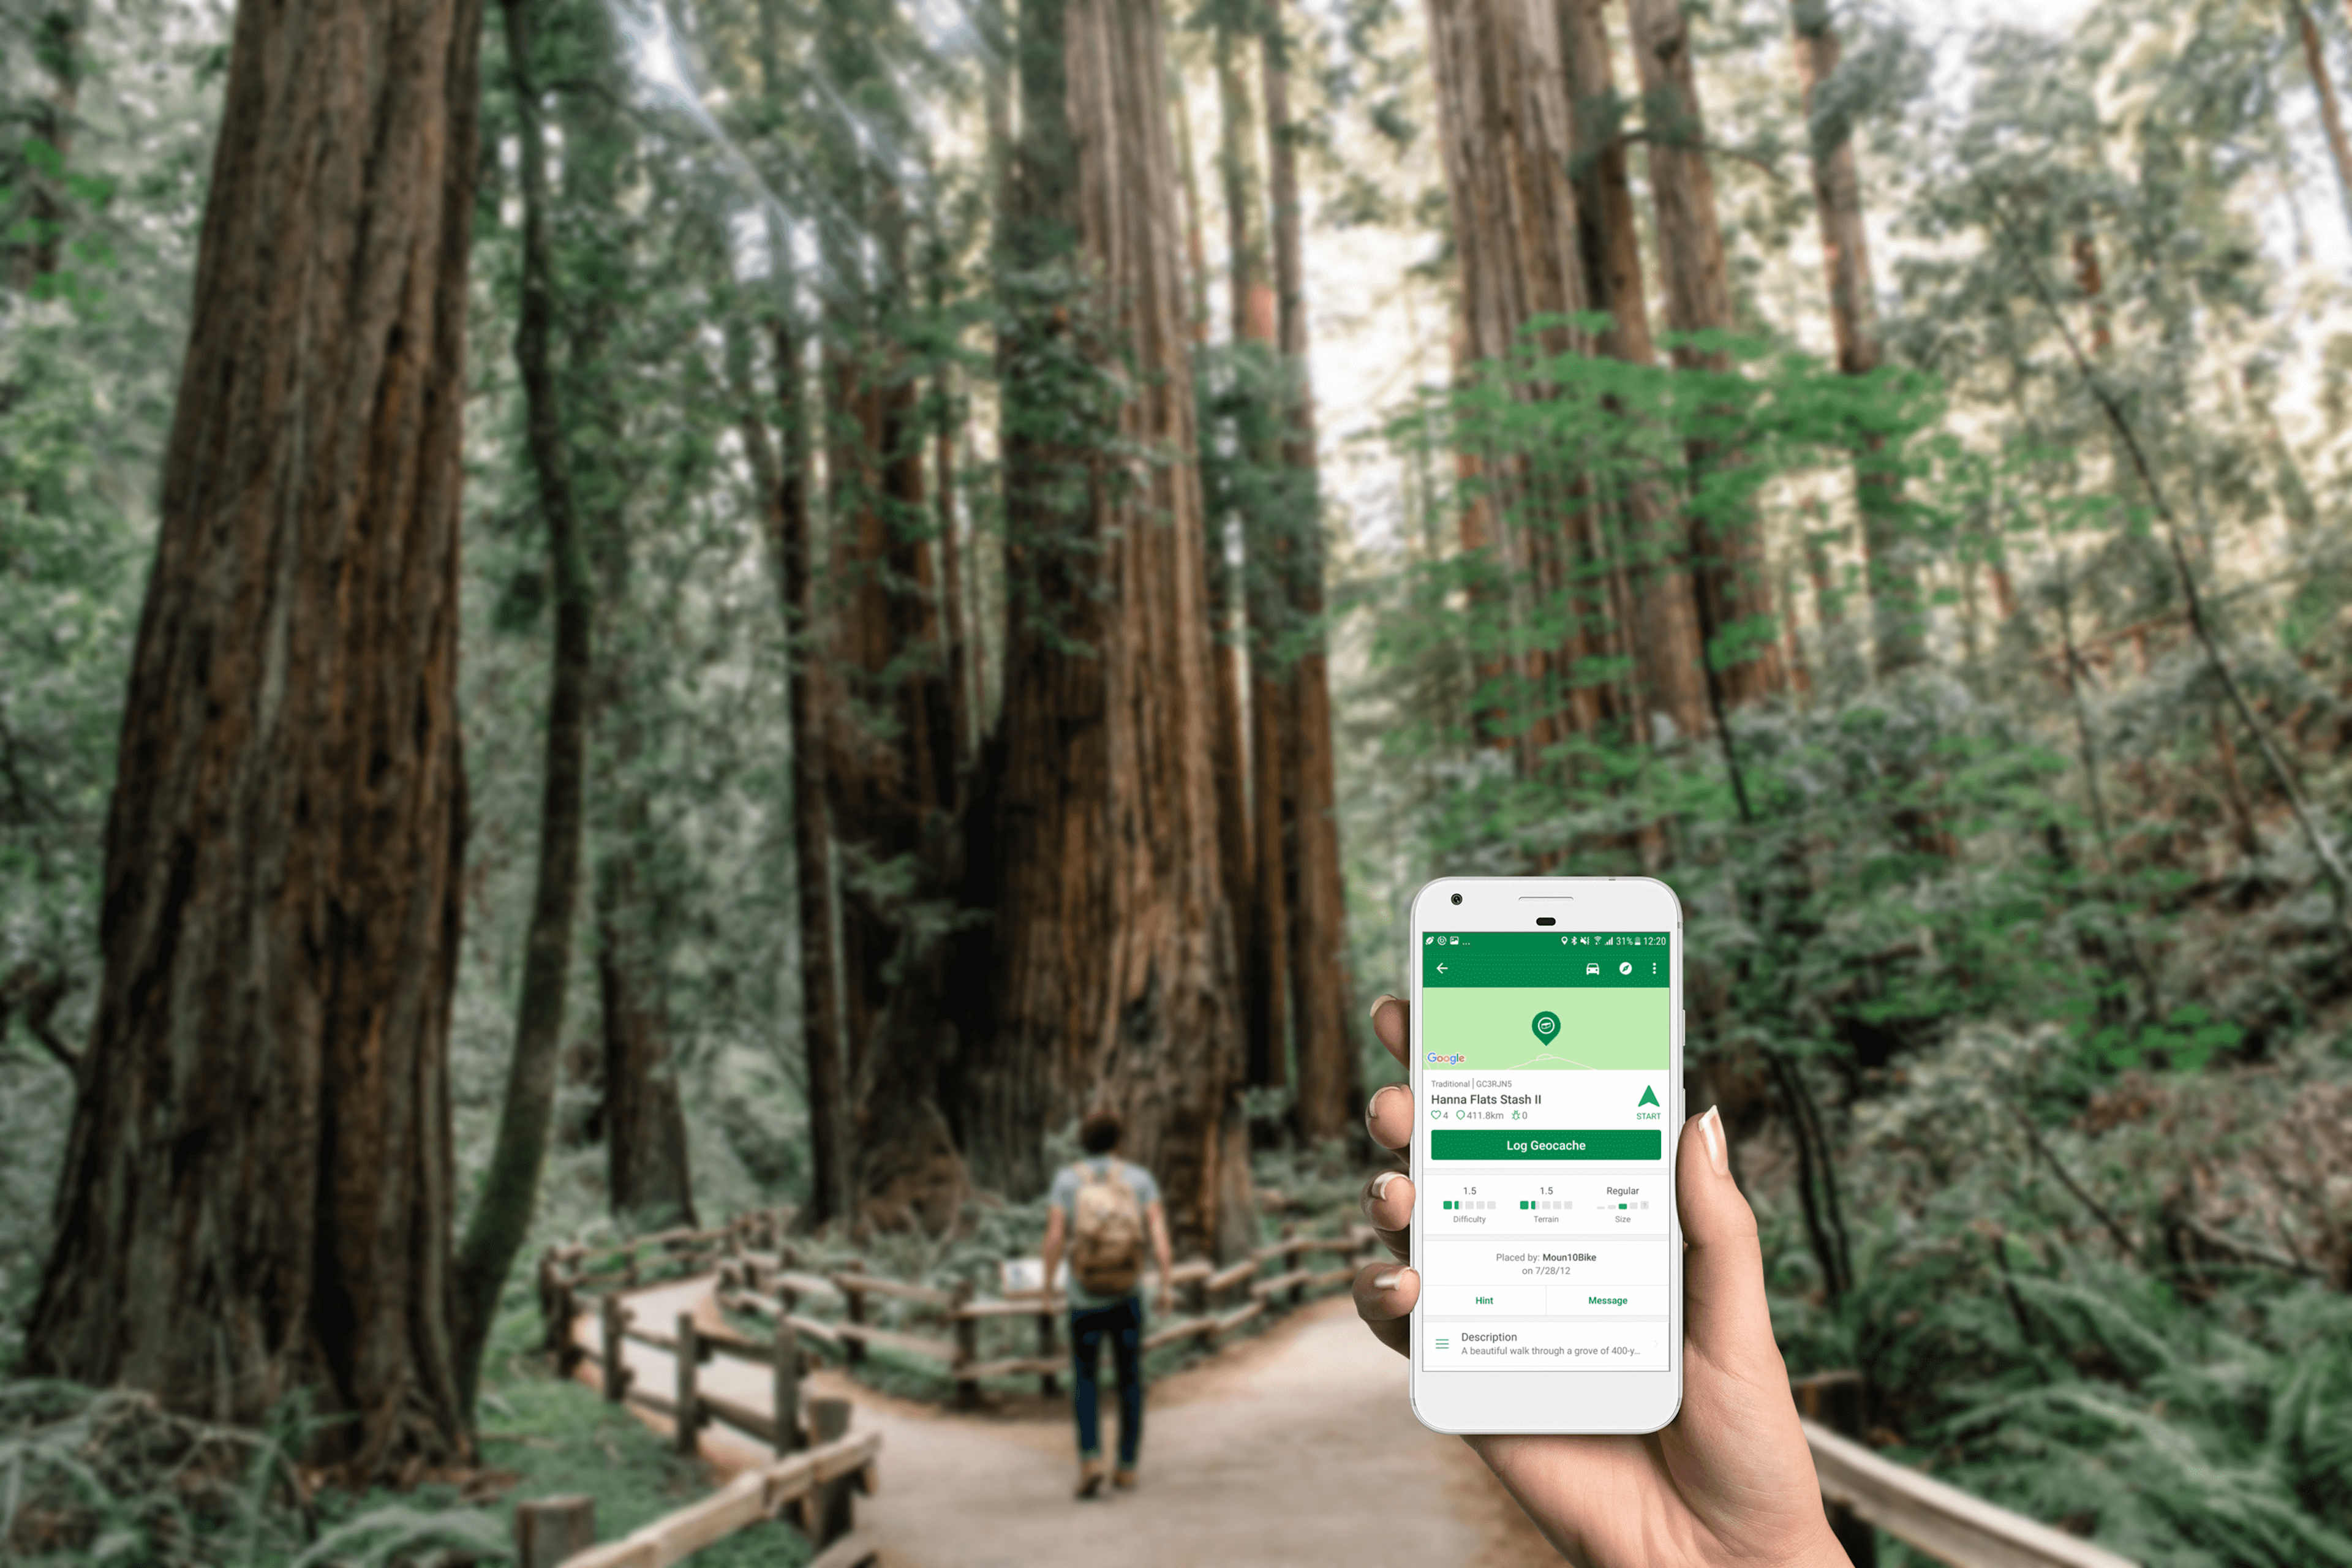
[1369,994,1408,1068]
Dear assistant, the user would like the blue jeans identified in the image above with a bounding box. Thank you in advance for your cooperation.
[1069,1296,1142,1466]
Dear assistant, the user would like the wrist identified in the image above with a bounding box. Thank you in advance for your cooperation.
[1792,1526,1854,1568]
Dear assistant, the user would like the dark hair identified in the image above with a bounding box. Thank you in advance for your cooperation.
[1079,1110,1123,1155]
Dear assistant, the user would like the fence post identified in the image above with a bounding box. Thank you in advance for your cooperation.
[1036,1305,1059,1396]
[772,1319,804,1455]
[600,1297,631,1403]
[843,1281,866,1366]
[674,1311,701,1454]
[553,1277,580,1378]
[1793,1371,1877,1568]
[541,1257,577,1374]
[808,1397,854,1546]
[951,1279,980,1409]
[1283,1224,1304,1308]
[514,1495,596,1568]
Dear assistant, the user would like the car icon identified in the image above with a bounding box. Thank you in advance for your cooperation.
[1585,962,1599,975]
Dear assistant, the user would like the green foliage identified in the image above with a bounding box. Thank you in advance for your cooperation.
[1337,7,2352,1561]
[0,1381,507,1567]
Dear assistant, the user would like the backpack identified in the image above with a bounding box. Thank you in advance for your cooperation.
[1069,1159,1146,1295]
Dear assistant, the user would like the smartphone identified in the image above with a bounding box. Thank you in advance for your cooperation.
[1406,875,1683,1434]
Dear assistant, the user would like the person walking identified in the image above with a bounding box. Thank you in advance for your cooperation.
[1040,1110,1175,1498]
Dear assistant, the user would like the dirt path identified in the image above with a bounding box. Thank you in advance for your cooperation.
[574,1281,1556,1567]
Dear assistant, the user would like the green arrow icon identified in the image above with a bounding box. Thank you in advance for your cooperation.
[1531,1010,1561,1044]
[1637,1085,1659,1107]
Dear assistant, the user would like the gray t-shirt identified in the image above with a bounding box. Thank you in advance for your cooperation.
[1049,1156,1161,1309]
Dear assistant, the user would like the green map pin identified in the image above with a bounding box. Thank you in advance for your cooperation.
[1531,1011,1561,1044]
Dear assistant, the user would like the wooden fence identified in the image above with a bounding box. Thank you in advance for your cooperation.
[537,1208,1379,1412]
[521,1214,888,1568]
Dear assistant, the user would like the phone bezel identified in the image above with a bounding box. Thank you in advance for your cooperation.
[1404,874,1685,1436]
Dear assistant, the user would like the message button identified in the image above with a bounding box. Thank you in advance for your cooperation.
[1547,1286,1668,1316]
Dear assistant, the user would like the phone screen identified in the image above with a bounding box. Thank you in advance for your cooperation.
[1417,929,1672,1373]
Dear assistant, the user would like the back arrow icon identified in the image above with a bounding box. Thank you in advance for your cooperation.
[1435,963,1448,973]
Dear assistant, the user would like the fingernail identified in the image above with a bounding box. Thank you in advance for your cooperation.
[1362,1170,1400,1216]
[1365,1085,1398,1128]
[1698,1105,1728,1175]
[1367,993,1398,1020]
[1371,1268,1407,1291]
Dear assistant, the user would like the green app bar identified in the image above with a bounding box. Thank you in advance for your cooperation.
[1430,1129,1664,1161]
[1422,930,1668,989]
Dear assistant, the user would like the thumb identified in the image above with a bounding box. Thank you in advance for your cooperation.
[1676,1106,1782,1382]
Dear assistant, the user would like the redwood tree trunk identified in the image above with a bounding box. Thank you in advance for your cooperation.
[981,0,1253,1260]
[1629,0,1785,706]
[1427,0,1601,767]
[453,0,594,1408]
[24,0,481,1475]
[1791,0,1921,674]
[1262,2,1355,1143]
[751,0,853,1229]
[597,856,696,1229]
[1561,0,1709,744]
[1216,9,1288,1095]
[822,213,964,1223]
[571,17,693,1238]
[775,307,855,1229]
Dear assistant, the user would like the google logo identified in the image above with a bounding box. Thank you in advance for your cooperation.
[1424,1052,1467,1065]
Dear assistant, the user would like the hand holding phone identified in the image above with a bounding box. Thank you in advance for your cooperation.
[1353,879,1848,1568]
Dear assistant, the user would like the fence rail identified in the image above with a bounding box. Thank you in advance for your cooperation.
[1793,1372,2139,1567]
[540,1210,1384,1408]
[1804,1422,2136,1568]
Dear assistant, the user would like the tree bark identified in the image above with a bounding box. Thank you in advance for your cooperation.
[1561,0,1709,744]
[1628,0,1785,706]
[1790,0,1921,674]
[596,857,696,1229]
[24,0,480,1475]
[453,0,595,1410]
[982,0,1253,1259]
[1262,2,1355,1144]
[1427,0,1589,371]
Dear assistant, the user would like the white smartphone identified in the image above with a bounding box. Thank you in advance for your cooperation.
[1406,875,1684,1435]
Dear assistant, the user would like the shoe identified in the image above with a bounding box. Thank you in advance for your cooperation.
[1112,1468,1138,1491]
[1076,1460,1106,1499]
